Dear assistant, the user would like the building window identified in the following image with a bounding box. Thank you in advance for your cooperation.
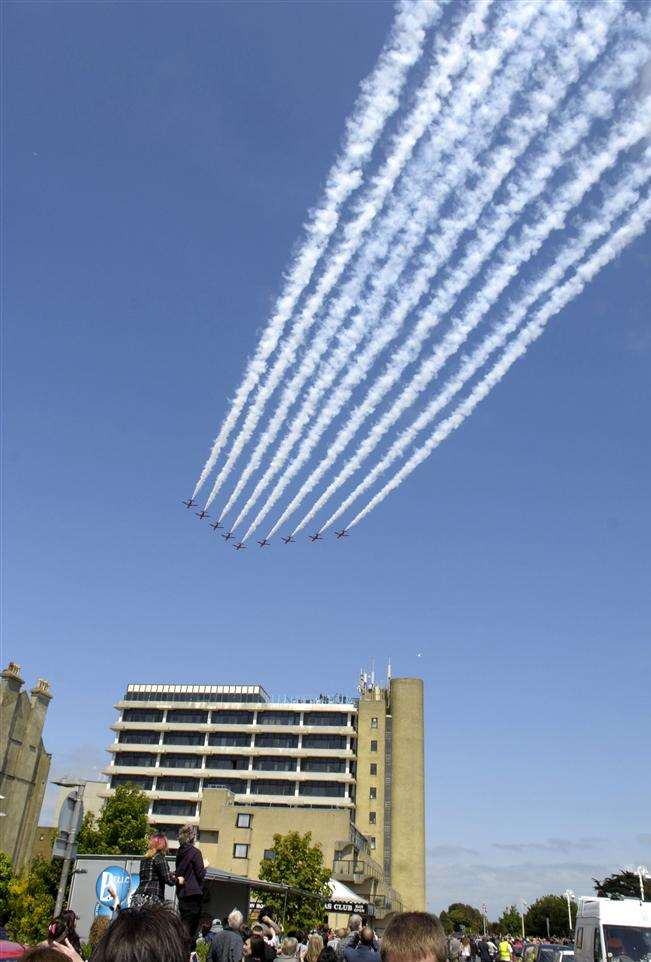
[370,740,377,752]
[256,711,299,726]
[110,774,154,791]
[263,849,276,860]
[233,843,249,859]
[155,776,200,793]
[236,813,252,829]
[370,763,377,775]
[160,753,202,770]
[211,710,254,725]
[151,799,196,816]
[252,757,297,772]
[369,787,377,800]
[303,712,348,726]
[300,757,345,773]
[298,781,346,797]
[301,734,346,750]
[255,733,299,749]
[369,812,377,824]
[205,755,248,770]
[208,732,251,747]
[250,780,295,796]
[203,778,247,793]
[114,751,156,767]
[371,717,378,729]
[369,836,376,849]
[122,708,163,723]
[118,731,159,745]
[163,731,204,746]
[166,709,209,725]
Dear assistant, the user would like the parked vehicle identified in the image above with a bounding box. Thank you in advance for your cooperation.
[0,941,25,962]
[574,897,651,962]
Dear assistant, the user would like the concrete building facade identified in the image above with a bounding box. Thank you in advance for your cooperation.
[0,663,53,872]
[103,673,425,918]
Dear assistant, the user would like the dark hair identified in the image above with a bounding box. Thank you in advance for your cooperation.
[47,918,72,944]
[258,906,273,923]
[318,949,338,962]
[381,912,447,962]
[91,905,189,962]
[22,950,65,962]
[249,935,267,961]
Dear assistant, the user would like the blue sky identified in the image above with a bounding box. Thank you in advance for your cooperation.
[4,1,650,917]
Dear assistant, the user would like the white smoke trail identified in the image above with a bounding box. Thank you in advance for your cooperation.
[202,0,515,509]
[190,0,443,500]
[260,14,643,540]
[220,0,557,526]
[346,192,651,530]
[296,109,651,534]
[319,148,651,532]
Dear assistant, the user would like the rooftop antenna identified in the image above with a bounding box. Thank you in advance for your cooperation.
[387,657,392,683]
[371,658,376,687]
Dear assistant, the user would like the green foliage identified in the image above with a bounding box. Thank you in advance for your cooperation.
[6,857,59,944]
[594,870,650,901]
[257,831,331,930]
[196,940,210,962]
[440,903,486,934]
[77,784,149,855]
[524,895,575,938]
[497,905,522,936]
[0,851,13,918]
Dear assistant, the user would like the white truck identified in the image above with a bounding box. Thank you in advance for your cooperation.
[574,897,651,962]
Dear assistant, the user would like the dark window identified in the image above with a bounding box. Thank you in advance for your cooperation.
[114,752,156,767]
[263,849,275,861]
[118,731,160,745]
[252,757,297,772]
[122,708,163,723]
[163,731,205,746]
[369,812,376,824]
[233,843,249,858]
[371,717,378,729]
[150,822,183,840]
[250,780,295,796]
[205,755,249,770]
[298,781,346,797]
[370,740,378,752]
[370,836,376,849]
[208,732,251,747]
[211,710,253,725]
[151,799,196,816]
[236,813,252,828]
[370,763,377,776]
[256,711,299,726]
[159,754,202,770]
[156,776,200,793]
[166,709,208,725]
[303,712,348,726]
[255,733,299,749]
[301,734,346,750]
[301,757,346,773]
[124,691,265,703]
[110,774,153,790]
[203,777,247,793]
[369,787,377,800]
[593,930,601,962]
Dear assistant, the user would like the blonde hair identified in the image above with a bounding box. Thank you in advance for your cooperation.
[305,934,324,962]
[144,833,168,858]
[88,916,110,948]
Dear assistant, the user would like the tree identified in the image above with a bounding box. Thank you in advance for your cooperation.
[524,895,575,938]
[497,905,522,936]
[77,784,149,855]
[440,903,485,934]
[594,870,651,901]
[6,857,59,944]
[0,851,13,919]
[257,831,332,931]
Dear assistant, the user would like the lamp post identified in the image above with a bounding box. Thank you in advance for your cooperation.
[564,890,576,935]
[635,867,649,902]
[520,900,529,941]
[482,904,487,937]
[53,778,86,917]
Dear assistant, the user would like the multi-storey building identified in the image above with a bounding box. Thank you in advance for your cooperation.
[103,673,425,919]
[0,663,53,872]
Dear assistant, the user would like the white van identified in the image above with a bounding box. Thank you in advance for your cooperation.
[574,897,651,962]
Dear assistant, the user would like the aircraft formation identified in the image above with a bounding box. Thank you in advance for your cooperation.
[181,2,649,552]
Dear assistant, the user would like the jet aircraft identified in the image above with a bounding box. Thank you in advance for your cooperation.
[233,542,246,551]
[222,531,234,542]
[257,539,270,548]
[281,535,296,544]
[196,510,210,520]
[309,532,323,542]
[335,529,349,539]
[209,520,223,531]
[182,499,197,509]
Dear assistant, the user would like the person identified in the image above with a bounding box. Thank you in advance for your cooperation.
[380,911,447,962]
[277,938,299,962]
[329,930,348,954]
[46,917,82,955]
[131,833,182,909]
[21,950,70,962]
[90,904,189,962]
[343,927,380,962]
[449,934,462,962]
[198,917,219,950]
[478,940,493,962]
[87,917,111,955]
[461,938,472,962]
[303,935,324,962]
[175,824,208,951]
[245,936,269,961]
[251,923,277,961]
[209,909,245,962]
[498,938,512,962]
[336,917,364,961]
[318,950,338,962]
[258,908,283,947]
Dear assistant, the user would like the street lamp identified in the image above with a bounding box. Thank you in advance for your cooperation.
[635,867,649,902]
[52,778,87,917]
[564,890,576,935]
[520,900,529,941]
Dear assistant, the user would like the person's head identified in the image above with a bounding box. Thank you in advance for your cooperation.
[244,935,267,961]
[21,950,66,962]
[228,909,244,931]
[88,916,111,949]
[200,917,213,936]
[178,824,197,846]
[317,948,338,962]
[145,832,168,857]
[360,928,375,947]
[336,928,348,940]
[252,923,271,940]
[380,912,447,962]
[280,937,299,958]
[60,910,79,932]
[259,906,274,925]
[92,905,188,962]
[306,934,324,962]
[47,918,73,945]
[349,915,363,933]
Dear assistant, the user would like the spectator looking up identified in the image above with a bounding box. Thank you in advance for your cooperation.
[209,909,245,962]
[175,824,207,951]
[343,927,380,962]
[380,912,447,962]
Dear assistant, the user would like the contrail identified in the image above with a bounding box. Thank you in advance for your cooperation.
[345,191,651,530]
[259,12,640,541]
[202,0,509,509]
[294,107,651,535]
[318,148,651,533]
[190,0,443,500]
[220,0,556,527]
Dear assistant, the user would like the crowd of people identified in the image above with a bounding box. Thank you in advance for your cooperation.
[447,933,574,962]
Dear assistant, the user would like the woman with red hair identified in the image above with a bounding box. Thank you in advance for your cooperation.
[130,833,183,910]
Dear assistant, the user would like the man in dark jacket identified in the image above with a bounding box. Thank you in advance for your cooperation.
[344,927,380,962]
[209,910,245,962]
[175,824,208,950]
